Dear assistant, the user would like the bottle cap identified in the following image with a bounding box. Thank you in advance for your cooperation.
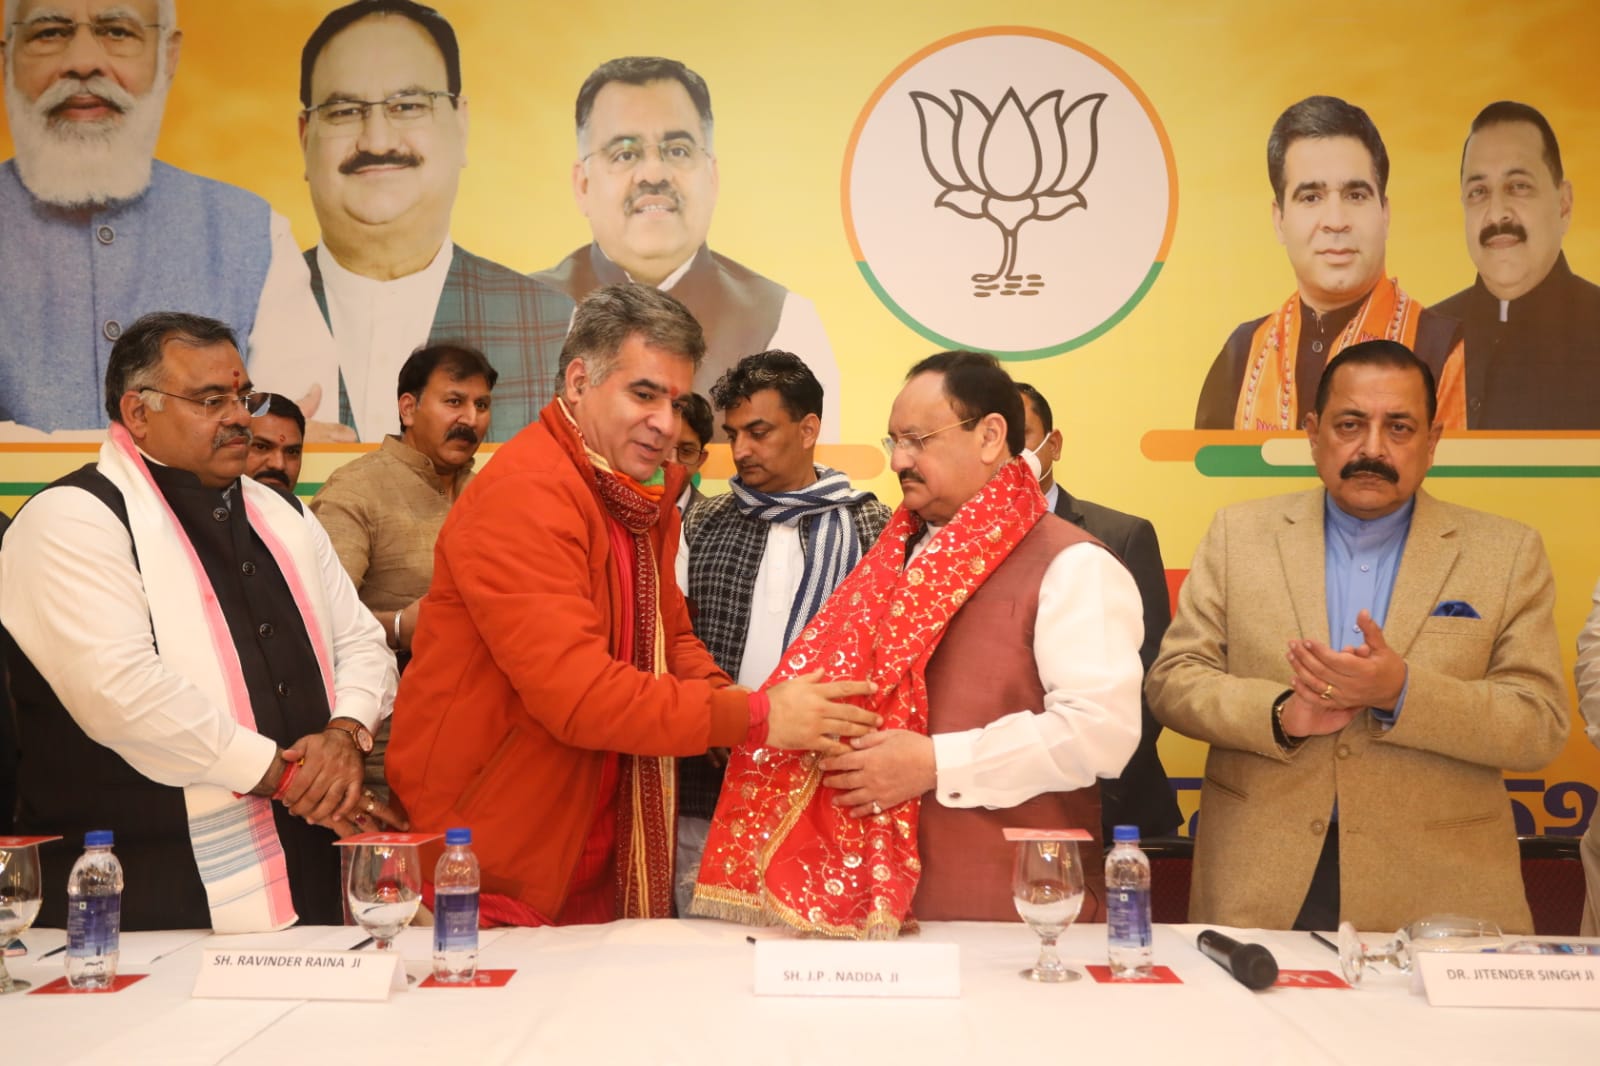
[1112,825,1140,843]
[445,827,472,846]
[85,829,114,847]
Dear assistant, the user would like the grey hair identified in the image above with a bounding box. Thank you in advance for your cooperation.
[555,283,705,390]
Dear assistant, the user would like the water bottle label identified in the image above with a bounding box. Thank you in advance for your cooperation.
[67,895,121,957]
[433,891,479,953]
[1107,886,1151,947]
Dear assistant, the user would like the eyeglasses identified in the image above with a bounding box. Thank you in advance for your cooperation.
[582,136,712,176]
[882,418,977,457]
[9,16,162,57]
[141,388,269,420]
[304,91,458,128]
[672,442,705,463]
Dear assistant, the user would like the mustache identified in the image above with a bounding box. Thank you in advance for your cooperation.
[898,472,925,486]
[214,425,252,451]
[445,424,479,445]
[625,178,680,214]
[1479,219,1527,246]
[339,149,422,175]
[1340,457,1399,483]
[252,469,290,488]
[36,75,136,121]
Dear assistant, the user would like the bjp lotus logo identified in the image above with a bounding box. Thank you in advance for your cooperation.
[911,88,1105,295]
[845,29,1176,359]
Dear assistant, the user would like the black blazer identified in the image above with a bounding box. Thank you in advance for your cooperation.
[1054,489,1183,837]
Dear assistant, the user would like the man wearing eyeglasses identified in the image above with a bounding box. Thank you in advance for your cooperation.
[535,57,841,442]
[0,0,336,439]
[274,0,571,444]
[693,351,1142,934]
[0,311,400,932]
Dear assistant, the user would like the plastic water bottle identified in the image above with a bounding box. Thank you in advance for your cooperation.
[1105,824,1153,978]
[432,827,480,983]
[65,830,124,990]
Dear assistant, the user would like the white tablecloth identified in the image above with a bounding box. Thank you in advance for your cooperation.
[3,921,1591,1065]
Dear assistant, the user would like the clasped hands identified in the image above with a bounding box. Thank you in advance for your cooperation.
[253,723,407,837]
[758,670,935,820]
[1280,609,1407,738]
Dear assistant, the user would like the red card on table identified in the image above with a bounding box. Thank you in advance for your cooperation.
[333,831,443,847]
[1085,965,1182,984]
[1273,969,1350,989]
[418,968,516,989]
[29,974,147,995]
[1002,828,1093,842]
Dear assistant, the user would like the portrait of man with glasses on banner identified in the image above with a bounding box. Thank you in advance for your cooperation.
[0,0,336,440]
[265,0,573,444]
[535,56,842,442]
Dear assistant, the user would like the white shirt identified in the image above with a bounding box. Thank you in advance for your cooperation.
[294,240,454,443]
[734,523,805,689]
[0,481,394,794]
[909,527,1145,809]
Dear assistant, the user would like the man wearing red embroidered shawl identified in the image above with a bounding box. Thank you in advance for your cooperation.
[386,283,876,925]
[693,352,1144,938]
[1194,95,1468,431]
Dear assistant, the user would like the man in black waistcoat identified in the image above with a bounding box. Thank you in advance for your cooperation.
[0,312,398,932]
[534,56,842,441]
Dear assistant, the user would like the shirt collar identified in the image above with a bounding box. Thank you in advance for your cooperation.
[1324,491,1415,541]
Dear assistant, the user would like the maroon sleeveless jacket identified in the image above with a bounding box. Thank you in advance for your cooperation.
[913,515,1111,923]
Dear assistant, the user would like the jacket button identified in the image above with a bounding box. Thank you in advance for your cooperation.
[96,224,115,244]
[212,507,229,522]
[276,681,290,698]
[103,319,122,341]
[258,623,274,638]
[1336,744,1351,759]
[1311,819,1326,835]
[241,561,256,576]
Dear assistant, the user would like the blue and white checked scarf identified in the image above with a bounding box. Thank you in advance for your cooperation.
[729,465,877,647]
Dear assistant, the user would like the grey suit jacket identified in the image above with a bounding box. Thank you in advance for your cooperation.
[1147,488,1568,933]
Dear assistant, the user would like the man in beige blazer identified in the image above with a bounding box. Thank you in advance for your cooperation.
[1149,340,1568,934]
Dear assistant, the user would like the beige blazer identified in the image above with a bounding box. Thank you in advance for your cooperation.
[1148,488,1569,933]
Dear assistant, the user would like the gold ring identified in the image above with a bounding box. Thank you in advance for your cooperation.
[871,801,883,816]
[1320,683,1334,701]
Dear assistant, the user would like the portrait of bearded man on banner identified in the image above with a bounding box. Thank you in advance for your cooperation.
[0,0,335,439]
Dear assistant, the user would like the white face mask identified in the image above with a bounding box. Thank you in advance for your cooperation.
[1023,435,1052,484]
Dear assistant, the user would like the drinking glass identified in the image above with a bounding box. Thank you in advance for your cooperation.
[1011,838,1085,982]
[0,842,43,994]
[1337,914,1503,986]
[345,841,421,953]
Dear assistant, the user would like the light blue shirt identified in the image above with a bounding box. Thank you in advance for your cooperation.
[1323,493,1413,723]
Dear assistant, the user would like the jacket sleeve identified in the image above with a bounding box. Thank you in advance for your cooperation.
[1145,507,1290,760]
[446,471,749,756]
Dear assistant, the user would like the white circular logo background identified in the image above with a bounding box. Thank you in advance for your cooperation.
[844,29,1177,359]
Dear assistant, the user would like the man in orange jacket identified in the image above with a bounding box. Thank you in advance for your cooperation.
[387,283,876,923]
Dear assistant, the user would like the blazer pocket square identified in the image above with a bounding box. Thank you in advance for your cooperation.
[1432,600,1480,619]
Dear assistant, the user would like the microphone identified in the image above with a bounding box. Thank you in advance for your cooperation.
[1196,929,1279,990]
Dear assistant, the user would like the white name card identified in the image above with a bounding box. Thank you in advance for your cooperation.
[192,948,407,1002]
[1417,951,1600,1009]
[753,939,960,998]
